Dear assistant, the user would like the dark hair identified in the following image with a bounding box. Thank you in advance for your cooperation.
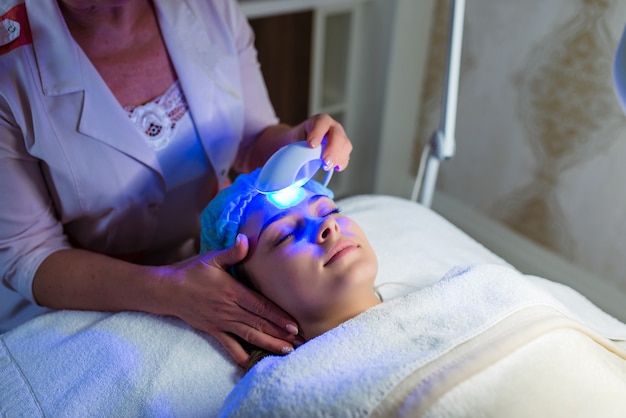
[243,343,273,372]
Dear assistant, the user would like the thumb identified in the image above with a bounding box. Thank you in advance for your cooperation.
[209,234,249,270]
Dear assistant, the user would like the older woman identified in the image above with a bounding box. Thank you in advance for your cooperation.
[0,0,352,365]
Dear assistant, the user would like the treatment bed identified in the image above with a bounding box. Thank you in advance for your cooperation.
[2,194,626,417]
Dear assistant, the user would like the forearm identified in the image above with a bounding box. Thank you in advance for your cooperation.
[32,248,171,316]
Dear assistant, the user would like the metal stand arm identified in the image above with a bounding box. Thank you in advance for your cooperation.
[411,0,465,207]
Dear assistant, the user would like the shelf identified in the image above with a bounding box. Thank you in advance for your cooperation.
[317,102,347,116]
[238,0,370,18]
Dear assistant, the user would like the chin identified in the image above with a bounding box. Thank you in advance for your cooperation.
[337,256,378,288]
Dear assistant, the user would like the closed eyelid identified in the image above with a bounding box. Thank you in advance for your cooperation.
[310,196,337,213]
[259,215,295,243]
[266,209,340,247]
[258,194,331,237]
[321,205,341,215]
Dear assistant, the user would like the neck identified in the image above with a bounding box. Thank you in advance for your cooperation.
[298,292,382,341]
[58,0,153,37]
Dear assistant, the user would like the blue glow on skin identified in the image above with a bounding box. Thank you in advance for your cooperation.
[267,186,306,209]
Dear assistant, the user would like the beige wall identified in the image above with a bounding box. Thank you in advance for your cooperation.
[417,0,626,291]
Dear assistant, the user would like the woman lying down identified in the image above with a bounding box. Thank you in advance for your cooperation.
[2,171,626,417]
[204,171,626,418]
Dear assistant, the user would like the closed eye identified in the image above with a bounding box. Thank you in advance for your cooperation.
[275,208,341,245]
[276,229,295,245]
[323,207,342,217]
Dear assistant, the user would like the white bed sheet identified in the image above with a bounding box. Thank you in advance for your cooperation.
[340,194,511,300]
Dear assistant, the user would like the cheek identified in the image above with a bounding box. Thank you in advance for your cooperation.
[247,255,277,292]
[249,251,320,310]
[337,218,364,238]
[247,250,308,291]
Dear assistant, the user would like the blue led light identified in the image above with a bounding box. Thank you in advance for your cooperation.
[266,186,306,209]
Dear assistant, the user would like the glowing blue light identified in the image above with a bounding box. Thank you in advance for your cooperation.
[266,186,306,209]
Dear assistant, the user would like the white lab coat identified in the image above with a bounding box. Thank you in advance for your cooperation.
[0,0,278,330]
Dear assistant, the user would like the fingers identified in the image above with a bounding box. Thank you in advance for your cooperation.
[215,326,299,368]
[199,241,302,360]
[236,285,299,340]
[305,114,331,148]
[208,235,299,339]
[228,284,303,355]
[304,114,353,172]
[215,332,250,367]
[322,127,352,172]
[213,302,301,367]
[229,317,299,356]
[190,281,300,365]
[208,234,249,270]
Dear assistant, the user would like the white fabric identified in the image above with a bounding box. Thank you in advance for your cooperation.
[0,311,242,417]
[0,17,19,46]
[342,194,511,298]
[419,329,626,418]
[124,80,189,153]
[0,0,278,331]
[1,195,624,417]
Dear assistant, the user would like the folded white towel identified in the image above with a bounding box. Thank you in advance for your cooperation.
[218,264,626,417]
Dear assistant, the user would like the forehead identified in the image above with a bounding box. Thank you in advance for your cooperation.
[242,190,330,236]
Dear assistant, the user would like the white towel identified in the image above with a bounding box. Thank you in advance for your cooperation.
[0,310,242,417]
[218,264,626,417]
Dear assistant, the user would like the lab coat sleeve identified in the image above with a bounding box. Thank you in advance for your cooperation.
[0,96,71,303]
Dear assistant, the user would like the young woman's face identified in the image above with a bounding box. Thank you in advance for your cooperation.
[239,191,379,336]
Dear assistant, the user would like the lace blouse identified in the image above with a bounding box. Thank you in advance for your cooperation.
[124,80,212,192]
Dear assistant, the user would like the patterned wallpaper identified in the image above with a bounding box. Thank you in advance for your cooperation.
[415,0,626,289]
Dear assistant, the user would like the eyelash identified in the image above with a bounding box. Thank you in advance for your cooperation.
[275,207,342,245]
[325,207,342,217]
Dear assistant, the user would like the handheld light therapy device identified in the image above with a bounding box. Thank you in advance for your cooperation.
[256,141,333,208]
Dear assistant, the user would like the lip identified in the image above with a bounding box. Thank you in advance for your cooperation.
[324,239,358,266]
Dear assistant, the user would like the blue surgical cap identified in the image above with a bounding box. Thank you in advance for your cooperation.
[200,168,334,254]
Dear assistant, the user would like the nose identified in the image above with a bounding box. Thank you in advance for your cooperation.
[317,217,339,242]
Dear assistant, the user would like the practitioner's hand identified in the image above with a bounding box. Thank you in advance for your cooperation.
[162,234,300,366]
[237,113,352,174]
[301,113,353,172]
